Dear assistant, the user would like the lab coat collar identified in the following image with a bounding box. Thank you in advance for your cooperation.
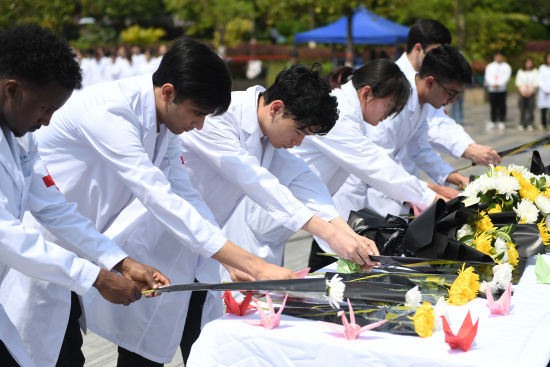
[139,74,157,133]
[0,126,24,189]
[241,85,266,137]
[340,81,363,118]
[396,52,416,82]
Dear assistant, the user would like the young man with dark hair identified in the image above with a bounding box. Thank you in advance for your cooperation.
[83,64,378,365]
[402,19,500,167]
[0,24,169,366]
[1,36,296,367]
[335,45,473,216]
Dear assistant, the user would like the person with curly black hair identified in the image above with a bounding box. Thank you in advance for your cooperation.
[87,63,378,365]
[0,24,169,366]
[10,35,299,367]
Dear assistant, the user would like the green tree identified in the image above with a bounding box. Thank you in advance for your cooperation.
[164,0,254,50]
[0,0,76,33]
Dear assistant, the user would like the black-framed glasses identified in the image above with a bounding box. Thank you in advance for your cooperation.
[433,76,462,101]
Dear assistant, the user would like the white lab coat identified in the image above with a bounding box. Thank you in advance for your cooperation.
[355,54,454,216]
[82,86,339,362]
[1,75,229,366]
[0,126,125,366]
[484,60,512,93]
[395,52,474,160]
[538,64,550,109]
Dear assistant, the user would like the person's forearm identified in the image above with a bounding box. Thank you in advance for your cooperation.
[330,217,356,236]
[301,215,338,244]
[211,241,266,279]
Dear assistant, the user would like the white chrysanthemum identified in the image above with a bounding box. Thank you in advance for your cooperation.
[535,195,550,215]
[514,198,540,224]
[405,285,422,308]
[492,263,513,290]
[492,237,509,263]
[507,164,532,179]
[457,224,474,241]
[494,175,520,200]
[433,297,449,330]
[463,196,481,207]
[326,274,345,309]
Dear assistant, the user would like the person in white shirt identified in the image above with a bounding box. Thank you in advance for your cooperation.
[515,57,538,131]
[484,50,512,130]
[85,64,379,365]
[1,37,296,367]
[0,24,169,367]
[399,19,500,166]
[538,52,550,130]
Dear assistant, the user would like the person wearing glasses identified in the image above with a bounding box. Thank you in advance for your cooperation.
[398,20,500,167]
[221,59,459,272]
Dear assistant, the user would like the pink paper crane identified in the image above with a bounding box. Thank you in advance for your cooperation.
[318,298,387,340]
[222,291,254,316]
[244,291,288,330]
[441,311,479,352]
[294,267,310,279]
[485,282,512,316]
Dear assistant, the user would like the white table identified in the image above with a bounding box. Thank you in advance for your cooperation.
[187,256,550,367]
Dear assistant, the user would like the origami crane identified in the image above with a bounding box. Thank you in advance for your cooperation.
[222,267,309,316]
[441,311,479,352]
[318,298,387,340]
[222,291,255,316]
[484,282,512,316]
[244,291,288,329]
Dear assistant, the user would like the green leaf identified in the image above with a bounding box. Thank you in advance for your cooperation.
[458,234,475,243]
[495,231,512,243]
[336,258,361,274]
[535,254,550,284]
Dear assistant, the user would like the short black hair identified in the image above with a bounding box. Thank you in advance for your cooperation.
[261,64,338,135]
[153,37,231,116]
[328,60,410,117]
[0,24,82,90]
[419,45,472,85]
[406,19,452,53]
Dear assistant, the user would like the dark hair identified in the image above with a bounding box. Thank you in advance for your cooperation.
[0,24,82,90]
[153,37,231,116]
[328,60,411,117]
[419,45,472,85]
[406,19,452,53]
[261,64,338,135]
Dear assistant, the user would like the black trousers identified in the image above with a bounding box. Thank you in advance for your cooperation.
[518,95,535,127]
[489,91,507,122]
[542,108,549,128]
[307,239,338,272]
[180,287,207,364]
[55,292,85,367]
[117,346,163,367]
[0,340,20,367]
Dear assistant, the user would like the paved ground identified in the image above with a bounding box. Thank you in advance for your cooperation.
[82,92,549,366]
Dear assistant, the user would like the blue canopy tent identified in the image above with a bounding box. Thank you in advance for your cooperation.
[294,8,409,45]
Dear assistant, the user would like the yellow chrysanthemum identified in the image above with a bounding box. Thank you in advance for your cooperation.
[495,166,506,172]
[537,219,550,247]
[506,243,519,267]
[476,213,494,232]
[412,302,435,338]
[472,232,493,256]
[488,204,502,214]
[448,265,480,305]
[512,171,540,201]
[543,189,550,200]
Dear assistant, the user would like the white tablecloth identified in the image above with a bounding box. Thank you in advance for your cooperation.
[187,256,550,367]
